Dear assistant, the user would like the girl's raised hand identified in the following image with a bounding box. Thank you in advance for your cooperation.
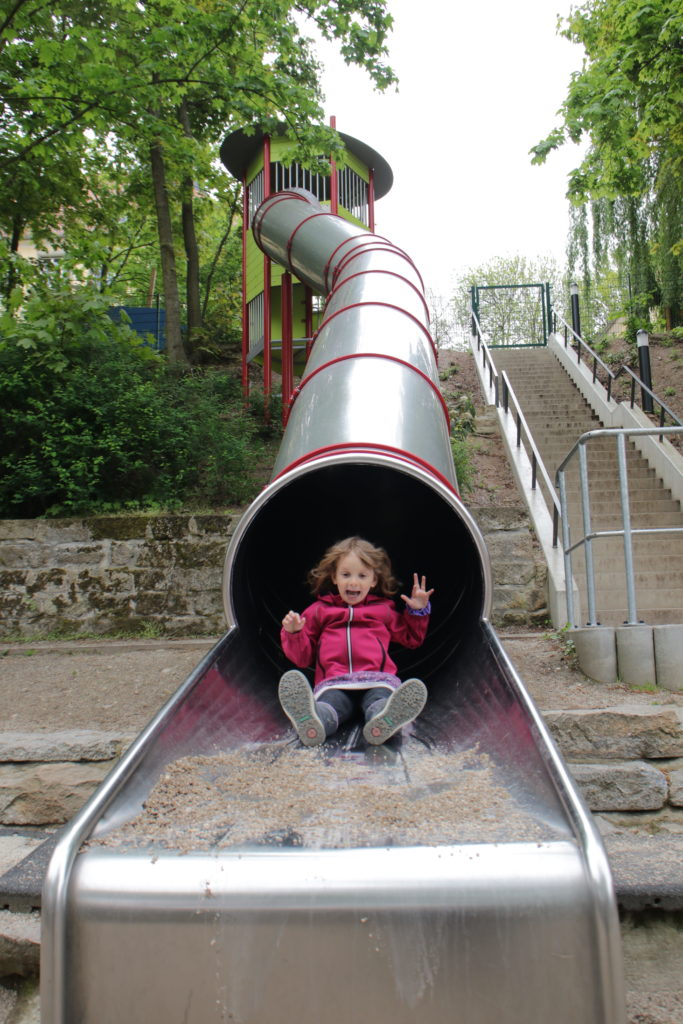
[282,610,306,633]
[401,573,434,610]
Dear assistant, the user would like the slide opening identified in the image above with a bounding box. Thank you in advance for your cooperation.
[227,460,489,685]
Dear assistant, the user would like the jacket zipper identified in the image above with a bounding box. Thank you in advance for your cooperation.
[346,606,354,672]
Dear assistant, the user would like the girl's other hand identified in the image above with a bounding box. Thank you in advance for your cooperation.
[282,610,305,633]
[401,573,434,610]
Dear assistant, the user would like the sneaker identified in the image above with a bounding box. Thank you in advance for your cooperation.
[278,670,326,747]
[362,678,428,745]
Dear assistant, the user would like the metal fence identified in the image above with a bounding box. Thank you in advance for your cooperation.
[470,283,552,347]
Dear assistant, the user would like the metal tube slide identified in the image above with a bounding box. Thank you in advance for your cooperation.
[40,191,624,1024]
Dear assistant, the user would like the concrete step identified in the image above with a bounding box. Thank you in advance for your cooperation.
[582,569,683,588]
[562,498,683,517]
[587,590,683,612]
[492,344,683,629]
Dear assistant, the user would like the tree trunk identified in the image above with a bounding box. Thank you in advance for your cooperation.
[178,100,201,355]
[149,139,188,366]
[181,179,201,352]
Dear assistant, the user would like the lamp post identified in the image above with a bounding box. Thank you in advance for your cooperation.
[570,282,581,339]
[637,329,654,413]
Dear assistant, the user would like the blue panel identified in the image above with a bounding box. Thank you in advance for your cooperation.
[107,306,166,351]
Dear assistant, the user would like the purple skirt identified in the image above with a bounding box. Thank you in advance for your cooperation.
[314,670,401,697]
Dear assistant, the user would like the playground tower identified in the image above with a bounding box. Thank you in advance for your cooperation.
[220,122,393,415]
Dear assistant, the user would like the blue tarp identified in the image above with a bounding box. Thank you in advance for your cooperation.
[107,306,166,350]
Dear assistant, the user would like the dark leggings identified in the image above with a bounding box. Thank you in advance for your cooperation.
[315,686,391,737]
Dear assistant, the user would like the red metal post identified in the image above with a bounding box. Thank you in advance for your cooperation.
[281,271,293,425]
[241,172,249,402]
[263,136,272,413]
[305,286,314,359]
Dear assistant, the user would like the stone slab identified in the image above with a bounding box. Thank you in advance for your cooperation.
[0,911,40,977]
[570,760,668,811]
[0,762,111,826]
[0,731,125,763]
[603,832,683,911]
[669,764,683,806]
[544,705,683,759]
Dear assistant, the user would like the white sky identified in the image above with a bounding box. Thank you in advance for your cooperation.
[315,0,586,298]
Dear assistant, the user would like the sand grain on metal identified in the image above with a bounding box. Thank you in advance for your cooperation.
[92,743,551,853]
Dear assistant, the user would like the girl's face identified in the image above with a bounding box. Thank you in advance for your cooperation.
[333,551,377,606]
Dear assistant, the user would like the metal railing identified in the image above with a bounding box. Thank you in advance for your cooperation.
[474,310,683,625]
[613,364,683,438]
[472,312,501,405]
[556,313,617,402]
[473,315,561,545]
[556,426,683,628]
[556,312,683,438]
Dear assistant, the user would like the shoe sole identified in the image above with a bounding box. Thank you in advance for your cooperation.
[363,678,428,745]
[278,670,326,747]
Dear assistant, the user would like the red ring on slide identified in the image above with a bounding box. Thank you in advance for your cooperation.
[272,442,459,496]
[252,191,308,249]
[326,269,430,322]
[287,352,449,428]
[322,233,385,292]
[331,244,425,294]
[285,212,336,271]
[314,301,437,360]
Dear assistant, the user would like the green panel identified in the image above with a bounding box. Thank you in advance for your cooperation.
[246,150,264,184]
[270,286,282,341]
[339,149,368,181]
[292,283,308,339]
[245,232,263,303]
[270,137,298,164]
[337,208,368,229]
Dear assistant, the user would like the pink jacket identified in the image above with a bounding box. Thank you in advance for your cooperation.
[280,593,430,686]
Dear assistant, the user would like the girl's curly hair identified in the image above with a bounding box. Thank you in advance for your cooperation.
[308,536,399,597]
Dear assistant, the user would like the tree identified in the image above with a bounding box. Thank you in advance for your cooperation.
[452,255,563,347]
[426,289,459,349]
[1,0,397,360]
[531,0,683,327]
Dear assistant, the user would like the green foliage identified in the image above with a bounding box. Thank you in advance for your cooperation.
[448,393,476,495]
[0,0,397,361]
[450,435,475,496]
[453,254,562,346]
[0,286,266,517]
[533,0,683,328]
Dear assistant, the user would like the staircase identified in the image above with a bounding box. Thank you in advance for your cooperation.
[492,346,683,627]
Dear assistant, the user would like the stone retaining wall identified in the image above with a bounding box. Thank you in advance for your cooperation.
[0,514,238,638]
[1,706,681,828]
[546,705,683,826]
[0,507,548,639]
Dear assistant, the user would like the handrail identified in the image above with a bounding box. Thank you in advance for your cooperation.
[472,313,561,545]
[556,313,683,439]
[500,371,561,546]
[472,310,500,405]
[613,364,683,437]
[555,312,617,402]
[555,426,683,627]
[475,304,683,626]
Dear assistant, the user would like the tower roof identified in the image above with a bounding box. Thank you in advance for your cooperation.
[220,126,393,199]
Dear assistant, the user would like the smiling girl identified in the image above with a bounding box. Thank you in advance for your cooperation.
[279,536,433,747]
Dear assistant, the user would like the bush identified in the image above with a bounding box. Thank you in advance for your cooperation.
[0,285,269,517]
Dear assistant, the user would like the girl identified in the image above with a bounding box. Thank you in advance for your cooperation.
[279,536,433,746]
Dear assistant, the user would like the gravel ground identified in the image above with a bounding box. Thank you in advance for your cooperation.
[0,639,215,734]
[1,632,682,1024]
[1,631,680,737]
